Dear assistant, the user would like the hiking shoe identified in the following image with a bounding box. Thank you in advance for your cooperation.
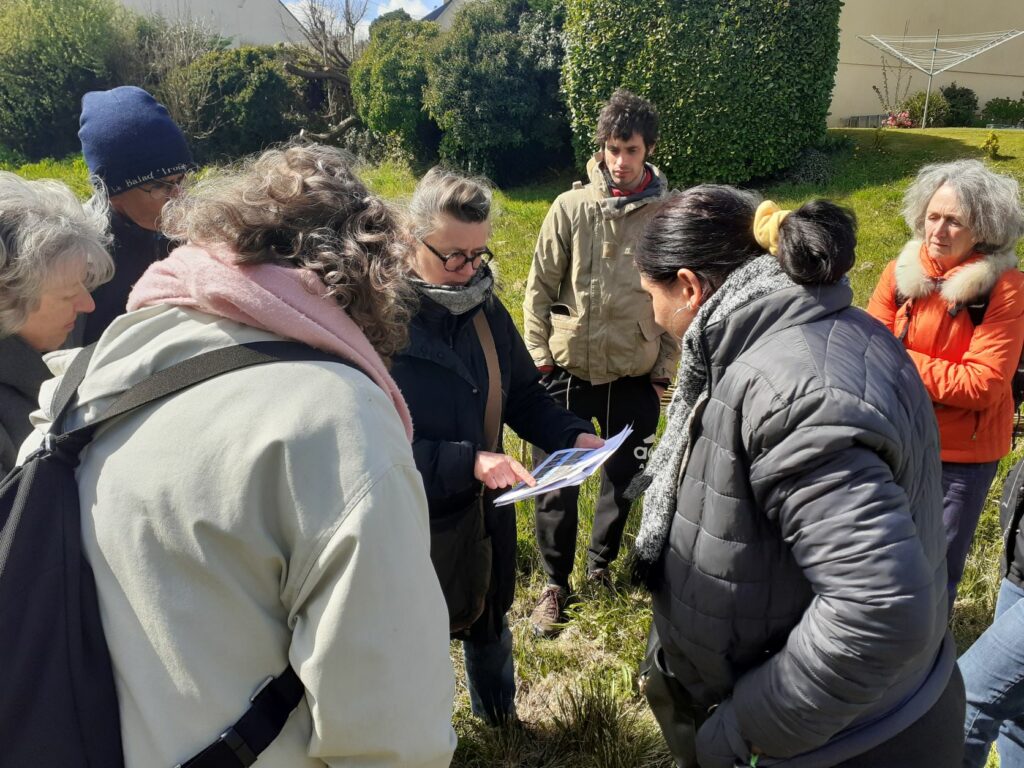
[587,567,614,592]
[530,584,568,638]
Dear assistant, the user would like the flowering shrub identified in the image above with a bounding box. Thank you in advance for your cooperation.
[883,111,913,128]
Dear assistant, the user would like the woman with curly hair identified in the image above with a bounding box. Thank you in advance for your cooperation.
[19,144,457,767]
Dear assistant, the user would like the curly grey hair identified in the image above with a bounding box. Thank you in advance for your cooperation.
[407,166,494,241]
[0,171,113,337]
[903,159,1024,254]
[160,143,415,361]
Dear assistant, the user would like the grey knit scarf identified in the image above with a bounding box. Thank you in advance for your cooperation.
[411,264,495,315]
[629,255,796,573]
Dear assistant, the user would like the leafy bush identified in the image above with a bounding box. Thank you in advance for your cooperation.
[350,11,440,162]
[562,0,842,185]
[941,82,978,127]
[163,47,308,163]
[983,131,1000,160]
[0,0,124,160]
[901,90,950,128]
[423,0,572,183]
[981,93,1024,126]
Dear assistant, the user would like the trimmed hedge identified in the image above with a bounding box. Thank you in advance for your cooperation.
[423,0,571,183]
[562,0,842,185]
[350,11,441,161]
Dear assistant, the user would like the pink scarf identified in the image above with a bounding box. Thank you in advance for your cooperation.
[127,244,413,440]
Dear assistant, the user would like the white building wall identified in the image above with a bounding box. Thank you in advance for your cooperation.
[119,0,305,46]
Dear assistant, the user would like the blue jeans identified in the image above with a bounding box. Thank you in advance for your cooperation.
[943,461,1000,602]
[961,578,1024,767]
[463,617,515,724]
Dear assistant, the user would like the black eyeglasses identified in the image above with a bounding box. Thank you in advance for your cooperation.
[418,238,494,273]
[139,175,185,199]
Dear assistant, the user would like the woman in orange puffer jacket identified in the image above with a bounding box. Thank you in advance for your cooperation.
[868,159,1024,602]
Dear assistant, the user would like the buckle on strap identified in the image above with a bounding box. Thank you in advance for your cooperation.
[217,727,258,767]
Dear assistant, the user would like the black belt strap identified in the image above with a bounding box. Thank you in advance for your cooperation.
[177,666,304,768]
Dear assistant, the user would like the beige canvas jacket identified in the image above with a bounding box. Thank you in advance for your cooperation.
[522,157,679,385]
[21,305,457,768]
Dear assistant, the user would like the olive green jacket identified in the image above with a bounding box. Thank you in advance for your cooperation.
[523,157,679,385]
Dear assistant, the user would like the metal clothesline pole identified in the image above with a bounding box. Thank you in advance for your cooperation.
[922,29,940,128]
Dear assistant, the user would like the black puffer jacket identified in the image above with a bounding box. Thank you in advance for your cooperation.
[392,290,593,640]
[654,280,955,767]
[0,335,50,476]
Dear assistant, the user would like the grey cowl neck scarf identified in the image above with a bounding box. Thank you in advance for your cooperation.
[412,264,495,315]
[627,255,795,583]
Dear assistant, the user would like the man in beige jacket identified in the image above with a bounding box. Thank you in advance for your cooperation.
[523,90,678,636]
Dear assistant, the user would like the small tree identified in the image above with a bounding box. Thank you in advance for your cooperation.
[981,93,1024,126]
[940,82,978,127]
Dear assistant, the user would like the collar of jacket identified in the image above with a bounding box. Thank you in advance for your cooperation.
[0,334,50,398]
[585,155,668,220]
[894,238,1019,305]
[404,296,488,391]
[701,280,854,389]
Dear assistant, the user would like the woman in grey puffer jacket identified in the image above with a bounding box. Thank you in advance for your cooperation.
[631,186,962,767]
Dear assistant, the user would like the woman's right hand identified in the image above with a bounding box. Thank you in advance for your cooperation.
[474,451,536,490]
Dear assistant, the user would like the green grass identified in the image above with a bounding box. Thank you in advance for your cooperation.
[12,127,1024,765]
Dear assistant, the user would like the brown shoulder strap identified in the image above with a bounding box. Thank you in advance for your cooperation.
[472,310,502,452]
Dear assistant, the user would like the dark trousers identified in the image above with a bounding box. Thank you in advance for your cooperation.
[533,371,660,588]
[942,460,1000,603]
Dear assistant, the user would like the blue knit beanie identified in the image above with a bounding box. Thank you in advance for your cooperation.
[79,86,196,196]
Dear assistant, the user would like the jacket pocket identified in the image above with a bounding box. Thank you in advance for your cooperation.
[636,315,662,374]
[429,498,493,634]
[549,306,582,368]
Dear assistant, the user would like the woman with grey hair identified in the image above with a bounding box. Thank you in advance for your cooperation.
[18,144,457,766]
[0,171,112,474]
[868,158,1024,601]
[390,166,599,725]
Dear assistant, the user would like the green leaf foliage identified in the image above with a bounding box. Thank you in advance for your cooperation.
[940,82,978,127]
[981,93,1024,127]
[423,0,572,183]
[350,11,441,161]
[165,47,308,163]
[0,0,122,160]
[562,0,843,185]
[901,90,950,128]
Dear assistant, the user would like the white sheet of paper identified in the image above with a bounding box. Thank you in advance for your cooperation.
[493,425,634,506]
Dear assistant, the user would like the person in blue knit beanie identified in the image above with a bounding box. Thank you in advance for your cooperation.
[70,86,196,346]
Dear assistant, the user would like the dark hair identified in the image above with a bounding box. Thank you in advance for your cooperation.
[594,89,659,150]
[634,185,856,292]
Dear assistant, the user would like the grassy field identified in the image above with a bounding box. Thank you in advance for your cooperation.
[10,127,1024,766]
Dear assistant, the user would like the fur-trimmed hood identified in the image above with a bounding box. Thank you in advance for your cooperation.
[894,239,1019,305]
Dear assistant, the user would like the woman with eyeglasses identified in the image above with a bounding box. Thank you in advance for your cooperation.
[390,167,602,725]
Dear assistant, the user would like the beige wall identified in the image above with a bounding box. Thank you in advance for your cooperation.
[120,0,305,46]
[830,1,1024,125]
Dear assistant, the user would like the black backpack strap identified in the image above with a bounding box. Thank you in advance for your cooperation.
[49,341,359,463]
[176,666,304,768]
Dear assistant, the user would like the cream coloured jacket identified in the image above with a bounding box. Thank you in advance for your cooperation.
[21,305,456,768]
[522,157,679,385]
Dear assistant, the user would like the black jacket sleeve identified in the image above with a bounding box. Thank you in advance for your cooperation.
[498,306,594,453]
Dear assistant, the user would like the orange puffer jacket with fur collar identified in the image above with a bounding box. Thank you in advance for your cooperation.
[867,239,1024,462]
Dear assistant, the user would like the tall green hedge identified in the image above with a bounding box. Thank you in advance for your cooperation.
[562,0,843,185]
[0,0,121,160]
[350,11,441,161]
[423,0,571,183]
